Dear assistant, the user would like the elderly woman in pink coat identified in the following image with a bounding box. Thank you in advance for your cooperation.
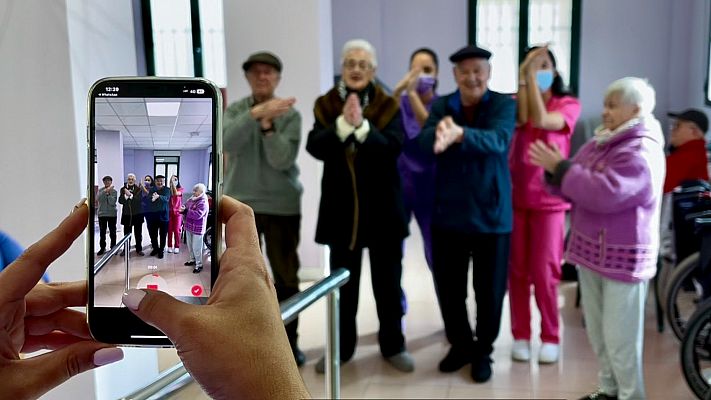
[181,183,209,273]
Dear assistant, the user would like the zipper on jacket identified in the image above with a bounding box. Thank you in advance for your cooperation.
[345,143,359,251]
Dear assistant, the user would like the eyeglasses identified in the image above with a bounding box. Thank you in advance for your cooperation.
[343,59,373,71]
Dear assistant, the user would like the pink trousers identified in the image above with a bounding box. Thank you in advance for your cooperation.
[167,214,182,249]
[508,208,566,344]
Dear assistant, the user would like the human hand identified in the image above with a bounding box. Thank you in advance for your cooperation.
[343,93,363,127]
[520,45,549,77]
[0,200,123,400]
[151,193,159,202]
[528,139,564,173]
[433,117,464,154]
[122,196,309,400]
[179,205,186,213]
[252,97,296,121]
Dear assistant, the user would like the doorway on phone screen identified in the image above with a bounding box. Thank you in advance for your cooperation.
[93,96,214,307]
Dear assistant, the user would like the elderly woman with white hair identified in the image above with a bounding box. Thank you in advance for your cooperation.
[529,77,665,400]
[306,39,412,373]
[181,183,209,273]
[118,172,145,256]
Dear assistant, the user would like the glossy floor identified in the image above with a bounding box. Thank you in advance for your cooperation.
[158,224,693,399]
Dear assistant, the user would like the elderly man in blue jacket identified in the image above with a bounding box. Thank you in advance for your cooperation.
[418,45,516,383]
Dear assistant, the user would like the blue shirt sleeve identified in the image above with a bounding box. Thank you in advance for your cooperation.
[0,230,50,282]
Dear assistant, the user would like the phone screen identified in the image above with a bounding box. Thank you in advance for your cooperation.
[87,77,222,345]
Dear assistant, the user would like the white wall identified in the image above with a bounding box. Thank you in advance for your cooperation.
[223,0,333,276]
[96,130,124,194]
[0,1,160,399]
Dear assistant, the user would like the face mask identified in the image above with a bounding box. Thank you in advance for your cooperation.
[145,181,151,186]
[416,74,436,95]
[536,70,554,92]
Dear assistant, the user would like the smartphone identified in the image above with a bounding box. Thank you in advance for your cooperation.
[87,77,223,346]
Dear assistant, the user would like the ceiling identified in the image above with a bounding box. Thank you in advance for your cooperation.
[95,97,213,150]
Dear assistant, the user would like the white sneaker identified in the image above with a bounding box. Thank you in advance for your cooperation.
[538,343,559,364]
[173,248,180,254]
[511,340,531,362]
[167,247,174,253]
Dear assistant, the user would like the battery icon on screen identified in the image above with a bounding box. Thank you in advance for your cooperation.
[196,89,205,94]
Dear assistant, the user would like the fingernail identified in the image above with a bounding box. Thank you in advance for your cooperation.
[122,289,146,311]
[72,198,88,214]
[93,347,124,366]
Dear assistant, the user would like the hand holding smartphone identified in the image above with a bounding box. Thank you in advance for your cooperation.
[87,77,222,346]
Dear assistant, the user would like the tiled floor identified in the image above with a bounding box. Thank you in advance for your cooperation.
[93,223,212,306]
[155,222,695,399]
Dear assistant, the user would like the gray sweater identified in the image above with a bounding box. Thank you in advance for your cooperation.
[223,96,303,215]
[97,187,118,217]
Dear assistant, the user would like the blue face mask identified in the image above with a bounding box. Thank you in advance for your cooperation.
[536,70,554,92]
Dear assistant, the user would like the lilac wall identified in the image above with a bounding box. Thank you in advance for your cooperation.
[331,0,466,95]
[578,0,672,126]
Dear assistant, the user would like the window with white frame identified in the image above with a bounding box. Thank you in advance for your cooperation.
[472,0,580,94]
[143,0,227,87]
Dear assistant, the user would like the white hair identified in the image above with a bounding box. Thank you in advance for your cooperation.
[341,39,377,68]
[605,77,656,117]
[127,173,136,179]
[193,183,207,195]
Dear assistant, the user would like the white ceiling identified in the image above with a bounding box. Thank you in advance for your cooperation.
[95,97,213,150]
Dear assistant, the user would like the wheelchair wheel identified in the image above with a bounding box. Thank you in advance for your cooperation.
[681,299,711,399]
[666,252,702,341]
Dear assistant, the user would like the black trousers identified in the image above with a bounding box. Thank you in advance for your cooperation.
[98,216,117,250]
[431,228,510,358]
[147,214,168,252]
[330,240,406,361]
[122,214,143,252]
[255,214,301,347]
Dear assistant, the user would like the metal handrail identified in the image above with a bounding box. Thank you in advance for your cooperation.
[94,233,132,275]
[118,268,351,400]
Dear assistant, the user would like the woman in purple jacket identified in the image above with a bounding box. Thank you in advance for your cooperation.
[182,183,209,273]
[529,77,665,400]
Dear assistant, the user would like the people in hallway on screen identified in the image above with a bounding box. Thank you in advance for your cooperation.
[508,46,581,364]
[96,175,118,256]
[167,174,184,254]
[118,173,145,256]
[182,183,209,274]
[307,39,413,374]
[529,77,664,400]
[146,175,170,259]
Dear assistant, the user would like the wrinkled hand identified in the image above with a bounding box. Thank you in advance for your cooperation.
[252,97,296,122]
[122,196,309,400]
[343,93,363,127]
[0,201,123,400]
[433,116,464,154]
[528,139,564,173]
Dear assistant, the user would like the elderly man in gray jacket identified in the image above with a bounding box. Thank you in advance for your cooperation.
[97,175,118,256]
[223,51,305,366]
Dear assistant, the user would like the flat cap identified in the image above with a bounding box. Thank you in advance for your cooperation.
[449,45,492,63]
[242,51,282,72]
[668,108,709,133]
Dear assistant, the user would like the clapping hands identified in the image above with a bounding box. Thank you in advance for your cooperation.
[434,116,464,154]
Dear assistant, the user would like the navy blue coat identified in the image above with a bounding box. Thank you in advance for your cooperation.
[418,90,516,234]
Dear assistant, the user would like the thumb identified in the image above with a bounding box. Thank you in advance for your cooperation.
[122,289,194,338]
[15,342,122,399]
